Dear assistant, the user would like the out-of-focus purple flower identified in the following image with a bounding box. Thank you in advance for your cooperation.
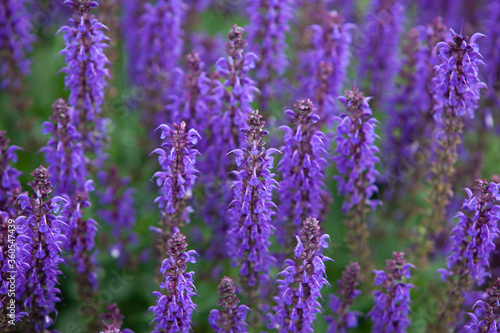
[368,252,415,333]
[246,0,293,113]
[149,232,197,333]
[277,99,328,248]
[40,98,87,196]
[14,166,67,330]
[0,0,34,90]
[270,217,332,332]
[59,0,111,157]
[100,303,134,333]
[122,0,147,82]
[189,32,225,71]
[151,122,200,251]
[358,0,405,108]
[0,131,22,216]
[226,110,278,308]
[333,84,380,261]
[298,11,352,127]
[60,179,99,293]
[326,262,361,333]
[438,179,500,286]
[209,276,249,333]
[203,25,259,261]
[463,278,500,332]
[96,166,136,265]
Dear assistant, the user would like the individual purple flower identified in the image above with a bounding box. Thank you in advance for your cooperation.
[151,121,200,253]
[134,0,187,125]
[299,10,353,127]
[246,0,293,113]
[333,84,380,262]
[427,28,487,238]
[277,99,328,248]
[326,262,361,333]
[60,179,99,293]
[100,303,134,333]
[270,217,331,332]
[209,276,249,333]
[14,166,67,330]
[463,278,500,332]
[226,109,279,309]
[0,0,34,90]
[149,232,197,333]
[368,252,415,333]
[39,98,87,196]
[96,166,136,266]
[58,0,111,156]
[358,0,405,108]
[0,131,22,215]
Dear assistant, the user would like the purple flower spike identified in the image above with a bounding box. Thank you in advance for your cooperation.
[246,0,293,113]
[333,84,380,262]
[0,0,34,90]
[209,276,249,333]
[326,262,361,333]
[149,232,197,333]
[59,0,111,156]
[40,98,87,196]
[270,217,332,332]
[277,99,329,250]
[14,166,67,331]
[463,278,500,332]
[299,11,352,127]
[100,303,134,333]
[435,179,500,331]
[226,110,279,310]
[368,252,415,333]
[151,121,200,252]
[358,0,405,108]
[0,131,22,216]
[426,28,487,240]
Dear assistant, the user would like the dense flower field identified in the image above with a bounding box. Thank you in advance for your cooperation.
[1,0,500,332]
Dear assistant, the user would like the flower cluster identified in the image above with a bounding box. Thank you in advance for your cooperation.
[277,99,328,247]
[209,276,249,333]
[359,0,405,107]
[463,278,500,332]
[299,11,352,127]
[368,252,415,333]
[15,166,67,330]
[333,84,380,261]
[100,303,134,333]
[482,2,500,114]
[271,217,331,332]
[149,232,197,332]
[0,0,34,90]
[246,0,293,112]
[226,109,278,307]
[59,0,111,156]
[151,122,200,250]
[40,98,87,196]
[326,262,361,333]
[0,131,22,215]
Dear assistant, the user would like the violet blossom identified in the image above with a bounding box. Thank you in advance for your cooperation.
[0,131,22,216]
[333,84,380,261]
[149,232,197,332]
[326,262,361,333]
[226,109,279,309]
[15,166,67,330]
[246,0,293,113]
[151,121,200,253]
[463,278,500,332]
[100,303,134,333]
[367,252,415,333]
[0,0,34,90]
[209,276,249,333]
[58,0,111,157]
[270,217,331,332]
[277,99,328,249]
